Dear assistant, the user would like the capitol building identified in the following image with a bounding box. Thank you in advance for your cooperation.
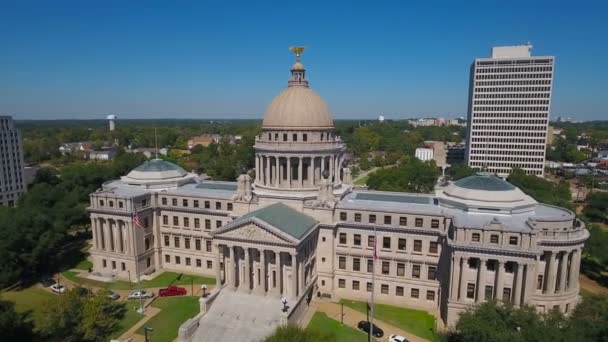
[88,51,588,329]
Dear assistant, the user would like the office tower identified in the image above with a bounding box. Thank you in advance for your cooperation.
[0,116,26,206]
[465,45,554,177]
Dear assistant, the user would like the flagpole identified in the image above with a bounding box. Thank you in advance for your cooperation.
[133,212,144,314]
[369,225,377,342]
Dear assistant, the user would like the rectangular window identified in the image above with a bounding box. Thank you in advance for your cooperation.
[339,256,346,269]
[415,218,423,227]
[383,237,391,249]
[164,235,170,246]
[399,217,407,226]
[414,240,422,252]
[411,288,419,298]
[186,257,191,266]
[429,241,438,254]
[412,264,421,278]
[397,263,405,276]
[484,285,493,300]
[398,238,406,250]
[369,214,376,223]
[537,275,544,290]
[354,213,361,222]
[204,201,210,209]
[183,199,188,207]
[193,200,199,208]
[172,198,177,206]
[227,203,233,211]
[367,259,373,273]
[352,280,360,290]
[216,202,221,210]
[172,216,179,226]
[207,260,213,269]
[426,290,435,301]
[340,212,347,220]
[174,237,180,248]
[205,219,211,230]
[121,262,126,271]
[368,235,375,247]
[194,218,200,228]
[292,133,297,141]
[196,259,202,267]
[111,261,116,269]
[163,215,168,225]
[195,239,201,251]
[183,217,189,227]
[354,234,361,246]
[353,258,360,271]
[216,220,222,228]
[396,286,404,296]
[502,288,512,302]
[119,201,124,208]
[338,279,345,288]
[381,284,389,294]
[509,236,518,245]
[384,215,391,225]
[303,134,307,141]
[141,199,147,207]
[100,200,104,207]
[175,256,181,264]
[472,233,480,242]
[165,255,170,263]
[206,240,212,252]
[109,200,114,208]
[431,219,439,228]
[339,233,347,244]
[184,238,190,249]
[490,234,499,244]
[162,197,167,205]
[467,283,476,299]
[382,261,390,275]
[428,266,436,280]
[367,282,372,292]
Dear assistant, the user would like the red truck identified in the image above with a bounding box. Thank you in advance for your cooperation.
[158,285,187,297]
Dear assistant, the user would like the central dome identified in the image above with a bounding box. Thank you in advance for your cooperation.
[262,86,334,130]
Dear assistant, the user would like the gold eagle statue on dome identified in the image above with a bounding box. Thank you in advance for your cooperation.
[289,46,306,58]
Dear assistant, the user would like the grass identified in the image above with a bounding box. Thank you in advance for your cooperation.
[354,175,369,185]
[1,287,55,329]
[74,259,93,270]
[136,296,200,342]
[62,271,215,290]
[307,312,367,342]
[339,299,437,341]
[111,305,145,339]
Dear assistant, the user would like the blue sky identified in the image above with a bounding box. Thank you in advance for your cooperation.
[0,0,606,121]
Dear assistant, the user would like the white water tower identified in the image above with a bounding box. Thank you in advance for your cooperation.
[378,115,385,123]
[106,114,117,131]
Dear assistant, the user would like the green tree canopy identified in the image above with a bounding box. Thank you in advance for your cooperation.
[367,157,439,193]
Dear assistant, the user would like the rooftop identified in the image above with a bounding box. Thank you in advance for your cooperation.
[453,173,515,191]
[231,203,318,240]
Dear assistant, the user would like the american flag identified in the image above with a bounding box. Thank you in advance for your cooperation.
[133,211,143,228]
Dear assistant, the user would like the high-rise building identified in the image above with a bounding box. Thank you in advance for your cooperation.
[0,116,26,206]
[465,45,554,177]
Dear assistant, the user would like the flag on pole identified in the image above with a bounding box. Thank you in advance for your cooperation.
[133,211,143,228]
[373,238,378,260]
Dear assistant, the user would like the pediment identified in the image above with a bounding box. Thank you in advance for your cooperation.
[215,222,295,245]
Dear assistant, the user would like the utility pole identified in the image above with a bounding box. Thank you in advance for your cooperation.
[341,303,344,325]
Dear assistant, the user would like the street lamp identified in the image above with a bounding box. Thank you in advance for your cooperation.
[201,284,208,298]
[144,326,153,342]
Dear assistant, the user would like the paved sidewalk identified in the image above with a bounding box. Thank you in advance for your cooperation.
[118,306,161,342]
[312,301,430,342]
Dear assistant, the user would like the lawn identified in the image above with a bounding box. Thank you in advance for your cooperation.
[74,259,93,270]
[111,305,145,339]
[136,296,200,342]
[62,271,215,291]
[354,176,369,185]
[339,299,437,341]
[307,312,367,342]
[2,287,55,329]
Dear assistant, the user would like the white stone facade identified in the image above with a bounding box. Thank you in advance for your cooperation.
[88,53,587,327]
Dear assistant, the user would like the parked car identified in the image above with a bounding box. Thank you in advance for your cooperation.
[107,291,120,301]
[389,335,409,342]
[357,320,384,338]
[50,284,66,294]
[128,290,154,300]
[40,277,56,287]
[158,286,187,297]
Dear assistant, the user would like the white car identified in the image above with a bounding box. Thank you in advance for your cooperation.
[389,335,409,342]
[50,284,66,294]
[128,290,154,300]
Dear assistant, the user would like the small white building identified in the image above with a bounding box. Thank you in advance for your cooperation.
[415,147,434,161]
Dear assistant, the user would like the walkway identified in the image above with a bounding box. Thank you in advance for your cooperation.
[312,301,430,342]
[117,306,161,342]
[193,290,286,341]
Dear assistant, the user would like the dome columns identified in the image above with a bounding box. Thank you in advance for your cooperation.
[254,153,344,190]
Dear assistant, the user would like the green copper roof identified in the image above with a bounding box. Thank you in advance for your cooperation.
[133,159,186,173]
[454,172,515,191]
[233,203,318,240]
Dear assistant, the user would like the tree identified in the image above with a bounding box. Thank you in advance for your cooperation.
[568,294,608,342]
[0,300,34,341]
[447,163,477,181]
[263,324,335,342]
[367,157,439,193]
[507,169,572,209]
[584,192,608,223]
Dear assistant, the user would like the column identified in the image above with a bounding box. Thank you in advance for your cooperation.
[460,257,469,300]
[299,258,305,295]
[476,258,487,302]
[523,263,536,303]
[244,247,250,290]
[274,157,279,187]
[568,249,580,290]
[264,156,269,185]
[495,260,505,301]
[558,252,568,292]
[92,218,99,249]
[329,156,335,182]
[123,221,130,254]
[215,245,222,286]
[450,255,461,300]
[103,219,111,251]
[118,221,124,253]
[514,263,524,306]
[320,156,325,178]
[287,157,292,186]
[255,155,259,182]
[546,252,558,294]
[291,253,298,298]
[232,246,238,288]
[281,253,287,295]
[308,157,313,186]
[260,249,266,293]
[298,157,303,187]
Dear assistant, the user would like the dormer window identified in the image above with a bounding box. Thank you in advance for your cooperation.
[490,234,499,244]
